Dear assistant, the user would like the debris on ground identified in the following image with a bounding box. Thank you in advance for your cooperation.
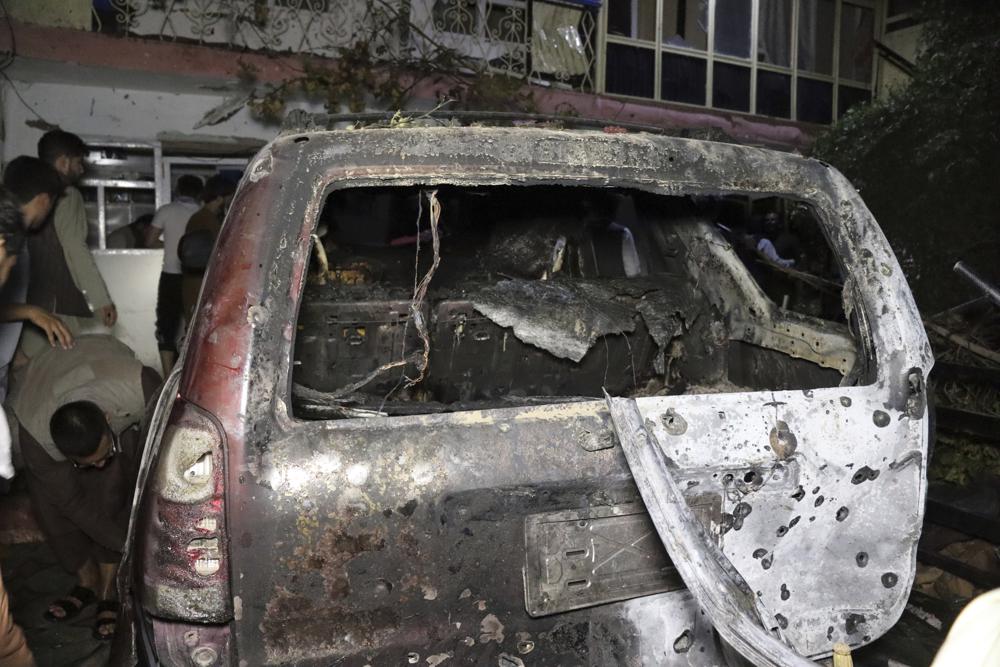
[915,538,1000,601]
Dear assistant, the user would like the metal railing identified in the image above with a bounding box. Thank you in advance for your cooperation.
[91,0,598,92]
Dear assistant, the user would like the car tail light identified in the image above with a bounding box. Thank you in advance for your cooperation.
[138,398,231,623]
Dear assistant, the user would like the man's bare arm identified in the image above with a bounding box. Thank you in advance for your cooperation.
[0,304,74,349]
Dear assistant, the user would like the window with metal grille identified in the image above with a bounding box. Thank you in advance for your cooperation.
[601,0,878,123]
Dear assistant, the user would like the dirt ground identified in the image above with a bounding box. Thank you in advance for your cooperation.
[2,540,109,667]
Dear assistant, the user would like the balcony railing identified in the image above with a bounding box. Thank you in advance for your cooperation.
[92,0,599,92]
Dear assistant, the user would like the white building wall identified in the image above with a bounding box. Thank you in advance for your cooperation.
[93,251,163,370]
[1,78,309,163]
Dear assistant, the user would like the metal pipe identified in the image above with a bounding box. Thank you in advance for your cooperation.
[954,261,1000,308]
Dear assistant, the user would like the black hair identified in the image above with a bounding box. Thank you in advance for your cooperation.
[50,401,108,458]
[176,175,204,200]
[201,174,237,203]
[38,130,87,165]
[132,213,154,228]
[2,156,64,209]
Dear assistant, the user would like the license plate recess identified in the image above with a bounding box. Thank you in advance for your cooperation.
[523,503,685,617]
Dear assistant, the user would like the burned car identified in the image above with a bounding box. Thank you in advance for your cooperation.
[113,118,932,666]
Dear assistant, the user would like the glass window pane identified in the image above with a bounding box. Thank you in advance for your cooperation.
[607,43,656,98]
[661,52,707,105]
[840,4,874,83]
[798,0,835,75]
[714,0,752,58]
[797,77,833,124]
[756,70,791,118]
[712,63,750,111]
[607,0,631,36]
[607,0,656,41]
[662,0,708,50]
[837,85,871,117]
[757,0,792,67]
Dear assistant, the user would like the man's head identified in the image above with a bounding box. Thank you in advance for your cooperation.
[50,401,115,469]
[130,213,154,247]
[201,174,237,209]
[38,130,87,185]
[2,156,65,229]
[176,174,204,200]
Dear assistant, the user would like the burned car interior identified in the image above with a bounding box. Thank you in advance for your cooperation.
[292,185,853,419]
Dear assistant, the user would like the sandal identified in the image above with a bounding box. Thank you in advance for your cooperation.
[92,600,118,641]
[43,585,96,622]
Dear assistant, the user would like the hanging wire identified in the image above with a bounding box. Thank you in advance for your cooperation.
[0,0,55,127]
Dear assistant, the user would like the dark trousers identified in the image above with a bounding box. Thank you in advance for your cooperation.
[155,272,184,353]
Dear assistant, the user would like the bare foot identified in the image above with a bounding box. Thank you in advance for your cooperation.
[43,586,96,622]
[93,606,117,641]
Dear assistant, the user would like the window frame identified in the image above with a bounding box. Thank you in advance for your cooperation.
[286,181,860,424]
[598,0,880,123]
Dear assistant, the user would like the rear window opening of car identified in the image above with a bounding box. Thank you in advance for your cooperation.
[290,185,854,420]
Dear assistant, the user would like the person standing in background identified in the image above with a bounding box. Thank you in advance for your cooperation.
[1,162,74,485]
[754,211,796,268]
[180,175,235,323]
[19,131,116,360]
[0,158,75,400]
[145,175,202,375]
[104,213,154,250]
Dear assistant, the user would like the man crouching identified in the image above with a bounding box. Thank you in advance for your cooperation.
[10,335,160,641]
